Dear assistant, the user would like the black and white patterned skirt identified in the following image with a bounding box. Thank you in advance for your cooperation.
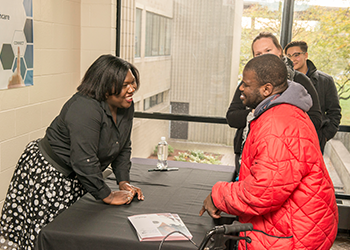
[0,140,86,250]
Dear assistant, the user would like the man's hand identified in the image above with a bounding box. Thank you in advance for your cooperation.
[199,193,222,219]
[119,181,144,201]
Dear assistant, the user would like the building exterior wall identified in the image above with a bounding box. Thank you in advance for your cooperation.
[131,0,238,157]
[132,104,170,158]
[131,0,173,158]
[120,0,136,62]
[170,0,237,145]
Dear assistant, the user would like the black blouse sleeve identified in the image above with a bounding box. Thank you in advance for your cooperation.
[65,99,111,200]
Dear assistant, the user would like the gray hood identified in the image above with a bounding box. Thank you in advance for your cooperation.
[254,80,312,117]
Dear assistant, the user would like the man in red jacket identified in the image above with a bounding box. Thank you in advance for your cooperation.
[200,54,338,250]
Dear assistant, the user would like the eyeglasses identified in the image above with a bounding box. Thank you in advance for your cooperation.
[286,52,305,59]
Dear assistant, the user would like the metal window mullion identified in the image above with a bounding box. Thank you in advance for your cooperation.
[116,0,121,57]
[280,0,295,50]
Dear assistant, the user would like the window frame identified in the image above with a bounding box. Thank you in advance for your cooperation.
[115,0,350,201]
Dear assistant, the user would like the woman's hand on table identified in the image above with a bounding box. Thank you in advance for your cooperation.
[103,190,134,205]
[119,181,145,201]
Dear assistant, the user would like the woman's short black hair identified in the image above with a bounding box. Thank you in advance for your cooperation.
[77,54,140,101]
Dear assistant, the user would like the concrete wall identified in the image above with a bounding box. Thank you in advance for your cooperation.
[334,131,350,153]
[325,139,350,194]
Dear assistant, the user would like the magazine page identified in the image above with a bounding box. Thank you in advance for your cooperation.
[170,214,192,238]
[128,213,193,241]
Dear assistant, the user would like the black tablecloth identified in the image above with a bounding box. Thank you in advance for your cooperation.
[35,159,234,250]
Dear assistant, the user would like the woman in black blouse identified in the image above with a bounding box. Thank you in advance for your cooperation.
[0,55,144,250]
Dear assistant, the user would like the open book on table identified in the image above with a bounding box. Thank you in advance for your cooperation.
[128,213,193,241]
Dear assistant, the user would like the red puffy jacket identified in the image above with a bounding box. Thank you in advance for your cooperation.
[212,104,338,249]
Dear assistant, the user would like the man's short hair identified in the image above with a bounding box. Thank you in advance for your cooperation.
[244,54,288,89]
[284,41,308,54]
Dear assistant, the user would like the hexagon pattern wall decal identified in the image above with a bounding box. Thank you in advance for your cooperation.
[24,19,33,43]
[23,0,33,17]
[24,44,33,68]
[0,44,15,70]
[0,0,33,89]
[12,54,27,80]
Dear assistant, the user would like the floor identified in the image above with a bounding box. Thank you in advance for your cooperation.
[332,232,350,249]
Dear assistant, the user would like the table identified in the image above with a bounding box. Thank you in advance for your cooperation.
[35,158,235,250]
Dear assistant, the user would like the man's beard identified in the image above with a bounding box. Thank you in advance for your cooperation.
[245,88,264,109]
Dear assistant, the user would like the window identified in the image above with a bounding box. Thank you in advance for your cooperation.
[239,0,284,78]
[170,102,189,139]
[292,0,350,126]
[143,92,164,111]
[145,12,171,56]
[130,0,350,197]
[135,8,142,58]
[165,18,171,55]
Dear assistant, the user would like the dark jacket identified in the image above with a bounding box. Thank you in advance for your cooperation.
[226,57,322,158]
[306,59,342,152]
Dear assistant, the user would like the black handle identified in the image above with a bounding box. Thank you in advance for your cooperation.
[224,221,253,234]
[215,221,253,235]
